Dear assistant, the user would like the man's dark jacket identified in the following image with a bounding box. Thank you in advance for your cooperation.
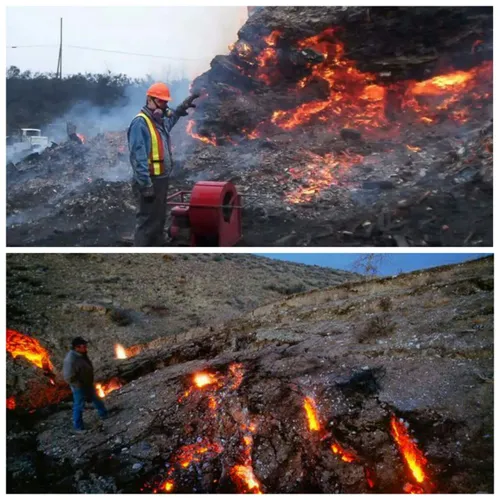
[63,350,94,389]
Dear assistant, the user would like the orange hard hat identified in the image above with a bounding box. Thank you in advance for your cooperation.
[146,82,171,101]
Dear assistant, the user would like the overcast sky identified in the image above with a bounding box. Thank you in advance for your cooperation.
[6,6,248,80]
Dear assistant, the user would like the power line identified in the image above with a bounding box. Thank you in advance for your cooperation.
[8,43,207,61]
[8,44,58,48]
[67,45,206,61]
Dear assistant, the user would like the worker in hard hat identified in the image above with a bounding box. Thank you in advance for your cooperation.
[127,82,199,246]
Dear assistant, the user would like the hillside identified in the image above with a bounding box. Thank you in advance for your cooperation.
[6,255,493,493]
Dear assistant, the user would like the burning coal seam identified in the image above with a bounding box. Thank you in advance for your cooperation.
[143,364,433,494]
[4,331,437,493]
[187,28,491,204]
[6,331,140,408]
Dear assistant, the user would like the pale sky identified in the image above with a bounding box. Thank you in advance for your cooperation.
[6,6,248,80]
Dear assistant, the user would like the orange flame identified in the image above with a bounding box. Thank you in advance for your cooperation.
[7,397,16,410]
[115,344,128,359]
[254,27,491,136]
[255,30,281,84]
[406,145,421,152]
[390,416,428,484]
[76,133,86,144]
[304,396,321,431]
[331,442,357,463]
[186,120,217,146]
[231,465,263,494]
[193,372,218,388]
[95,377,122,398]
[6,329,54,371]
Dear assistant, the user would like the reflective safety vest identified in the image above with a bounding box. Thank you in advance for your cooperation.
[136,112,165,176]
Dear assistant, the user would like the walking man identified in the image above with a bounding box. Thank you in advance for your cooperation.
[63,337,108,431]
[127,82,198,246]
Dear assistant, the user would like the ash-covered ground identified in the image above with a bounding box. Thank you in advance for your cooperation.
[6,7,493,247]
[6,255,493,493]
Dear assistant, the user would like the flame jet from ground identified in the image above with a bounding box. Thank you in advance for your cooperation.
[390,415,432,491]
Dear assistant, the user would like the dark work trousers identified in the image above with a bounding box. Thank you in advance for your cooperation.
[133,176,169,246]
[71,386,108,430]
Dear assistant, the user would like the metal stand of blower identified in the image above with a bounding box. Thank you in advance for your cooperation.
[167,181,242,246]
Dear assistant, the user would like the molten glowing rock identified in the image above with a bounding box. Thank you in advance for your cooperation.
[230,465,263,494]
[304,396,321,431]
[115,344,128,359]
[7,329,54,371]
[193,372,218,388]
[331,442,357,463]
[7,397,16,410]
[390,416,428,484]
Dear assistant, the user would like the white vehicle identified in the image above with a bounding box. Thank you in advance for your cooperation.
[20,128,50,150]
[7,128,51,163]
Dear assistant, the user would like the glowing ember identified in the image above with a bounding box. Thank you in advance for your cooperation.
[286,151,363,203]
[411,70,475,96]
[229,363,244,389]
[76,133,86,144]
[193,372,218,388]
[365,467,376,489]
[115,344,128,359]
[233,40,253,59]
[231,465,263,494]
[7,397,16,410]
[208,395,218,410]
[159,440,223,493]
[390,416,428,484]
[403,483,424,494]
[406,145,421,153]
[331,442,357,463]
[7,329,54,371]
[255,30,282,84]
[304,396,321,431]
[163,480,174,493]
[186,120,217,146]
[95,377,122,398]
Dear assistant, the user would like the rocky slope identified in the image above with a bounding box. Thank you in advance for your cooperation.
[7,253,354,368]
[6,256,493,493]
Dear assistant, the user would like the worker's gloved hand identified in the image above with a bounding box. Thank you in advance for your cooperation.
[175,93,200,117]
[140,185,155,203]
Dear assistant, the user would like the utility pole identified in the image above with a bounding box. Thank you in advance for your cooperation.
[56,17,63,79]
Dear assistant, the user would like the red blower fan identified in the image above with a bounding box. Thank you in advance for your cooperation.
[167,181,242,246]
